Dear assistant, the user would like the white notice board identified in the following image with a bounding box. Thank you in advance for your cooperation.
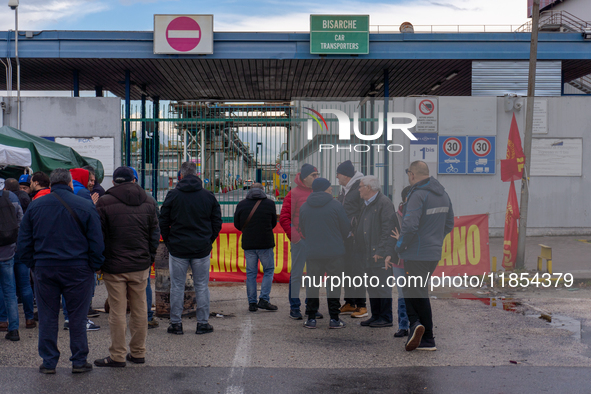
[55,137,115,176]
[530,138,582,176]
[438,97,497,136]
[533,99,548,134]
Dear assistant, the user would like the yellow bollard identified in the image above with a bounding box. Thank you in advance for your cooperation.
[537,244,553,274]
[492,256,497,272]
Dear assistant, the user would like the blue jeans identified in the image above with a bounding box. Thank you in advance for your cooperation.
[147,276,153,321]
[392,266,409,330]
[35,265,94,369]
[288,239,307,311]
[0,260,35,321]
[244,248,275,304]
[169,254,210,325]
[0,258,19,331]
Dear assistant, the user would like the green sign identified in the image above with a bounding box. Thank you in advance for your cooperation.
[310,15,369,55]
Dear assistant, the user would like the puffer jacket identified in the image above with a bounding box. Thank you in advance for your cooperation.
[159,175,222,259]
[96,182,160,274]
[299,191,350,259]
[395,177,454,261]
[279,173,312,243]
[234,188,277,250]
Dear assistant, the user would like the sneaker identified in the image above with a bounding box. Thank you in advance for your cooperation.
[360,316,378,327]
[126,353,145,364]
[369,318,394,328]
[249,303,258,312]
[94,357,125,368]
[257,299,278,311]
[148,319,159,329]
[167,323,184,335]
[329,319,346,329]
[405,321,425,352]
[394,329,409,338]
[417,337,437,351]
[86,320,100,331]
[351,307,369,318]
[339,303,357,314]
[5,330,20,341]
[87,308,100,318]
[39,364,56,374]
[315,312,324,319]
[289,310,303,320]
[196,323,214,335]
[63,320,69,330]
[303,319,317,329]
[72,362,93,373]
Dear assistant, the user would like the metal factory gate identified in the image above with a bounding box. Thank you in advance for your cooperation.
[122,102,291,221]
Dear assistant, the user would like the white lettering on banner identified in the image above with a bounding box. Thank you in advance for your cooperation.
[322,20,357,29]
[319,144,405,153]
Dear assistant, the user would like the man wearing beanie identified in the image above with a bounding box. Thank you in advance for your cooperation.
[299,178,350,329]
[335,160,367,318]
[279,163,323,320]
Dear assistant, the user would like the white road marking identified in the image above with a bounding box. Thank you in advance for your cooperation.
[225,315,252,394]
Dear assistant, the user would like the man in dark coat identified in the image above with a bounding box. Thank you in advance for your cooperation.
[394,161,454,352]
[355,175,396,329]
[18,168,104,374]
[299,178,350,329]
[159,162,222,335]
[234,183,278,312]
[93,166,159,367]
[335,160,366,318]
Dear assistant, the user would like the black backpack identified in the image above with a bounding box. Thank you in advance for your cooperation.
[0,191,19,246]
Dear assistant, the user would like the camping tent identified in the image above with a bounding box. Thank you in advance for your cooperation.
[0,126,104,182]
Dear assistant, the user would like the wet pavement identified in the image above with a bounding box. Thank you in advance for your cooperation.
[1,276,591,393]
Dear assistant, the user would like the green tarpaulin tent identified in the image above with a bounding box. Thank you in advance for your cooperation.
[0,126,105,182]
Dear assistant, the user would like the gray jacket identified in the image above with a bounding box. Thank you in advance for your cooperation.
[354,191,396,267]
[395,177,454,261]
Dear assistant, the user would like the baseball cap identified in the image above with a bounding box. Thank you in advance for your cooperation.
[18,174,31,186]
[112,166,135,183]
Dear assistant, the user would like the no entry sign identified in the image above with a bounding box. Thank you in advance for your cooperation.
[415,98,438,132]
[154,15,213,55]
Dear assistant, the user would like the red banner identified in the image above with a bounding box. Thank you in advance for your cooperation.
[210,214,491,282]
[434,214,490,277]
[502,182,520,270]
[501,113,525,182]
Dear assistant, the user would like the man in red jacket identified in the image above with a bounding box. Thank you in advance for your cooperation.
[279,163,321,320]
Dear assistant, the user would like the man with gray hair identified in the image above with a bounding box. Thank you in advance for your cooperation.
[160,162,222,335]
[355,175,396,328]
[18,168,104,374]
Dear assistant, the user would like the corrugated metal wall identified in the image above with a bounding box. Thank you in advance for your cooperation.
[472,61,562,97]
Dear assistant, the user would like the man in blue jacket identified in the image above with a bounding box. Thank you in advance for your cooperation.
[18,168,105,374]
[299,178,350,329]
[394,161,454,352]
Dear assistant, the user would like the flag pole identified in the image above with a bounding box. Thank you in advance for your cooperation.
[516,0,541,269]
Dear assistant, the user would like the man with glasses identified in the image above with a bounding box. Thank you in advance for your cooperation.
[279,163,323,320]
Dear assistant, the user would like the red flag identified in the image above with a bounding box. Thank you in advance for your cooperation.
[502,182,520,270]
[501,113,525,182]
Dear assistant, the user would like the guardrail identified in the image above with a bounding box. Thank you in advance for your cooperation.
[369,24,522,33]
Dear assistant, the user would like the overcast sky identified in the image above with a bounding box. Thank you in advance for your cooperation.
[0,0,529,32]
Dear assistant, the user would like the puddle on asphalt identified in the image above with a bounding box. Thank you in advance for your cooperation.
[451,292,591,357]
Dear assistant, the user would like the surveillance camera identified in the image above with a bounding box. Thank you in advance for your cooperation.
[514,100,523,111]
[8,0,19,9]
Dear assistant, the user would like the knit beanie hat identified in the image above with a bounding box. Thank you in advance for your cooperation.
[312,177,331,192]
[300,163,318,180]
[336,160,355,178]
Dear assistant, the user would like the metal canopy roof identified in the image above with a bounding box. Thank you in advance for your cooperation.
[1,31,591,100]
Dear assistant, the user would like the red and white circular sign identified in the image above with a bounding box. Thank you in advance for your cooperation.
[472,137,491,157]
[443,137,462,157]
[166,17,202,52]
[419,99,435,115]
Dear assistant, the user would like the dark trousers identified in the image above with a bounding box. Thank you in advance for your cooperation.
[403,260,439,340]
[343,247,366,308]
[305,256,343,320]
[366,264,393,323]
[34,265,94,369]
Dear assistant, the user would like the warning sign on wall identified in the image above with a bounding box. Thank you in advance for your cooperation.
[416,98,438,132]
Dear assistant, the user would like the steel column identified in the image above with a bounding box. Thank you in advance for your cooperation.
[124,70,131,166]
[152,96,160,200]
[140,92,146,189]
[383,69,390,198]
[73,70,79,97]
